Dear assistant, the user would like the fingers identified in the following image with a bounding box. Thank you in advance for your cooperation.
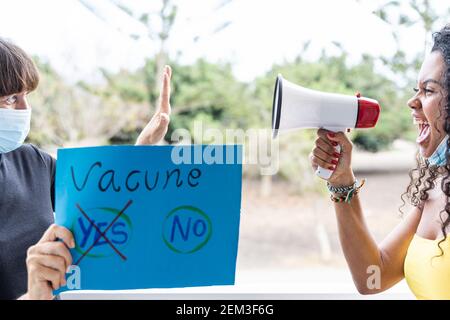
[29,241,73,270]
[28,263,64,291]
[314,135,339,157]
[309,152,318,171]
[152,112,170,140]
[27,240,73,290]
[159,65,171,115]
[39,224,75,249]
[27,254,67,287]
[165,64,172,79]
[27,224,75,298]
[313,144,339,167]
[317,129,337,148]
[322,129,353,152]
[150,112,170,135]
[311,129,354,182]
[311,129,346,171]
[310,150,337,171]
[314,129,342,168]
[159,112,170,126]
[136,65,171,146]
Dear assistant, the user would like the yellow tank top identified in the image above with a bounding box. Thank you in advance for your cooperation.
[404,234,450,299]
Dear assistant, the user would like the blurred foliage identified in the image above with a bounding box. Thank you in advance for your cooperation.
[23,0,450,191]
[26,49,417,192]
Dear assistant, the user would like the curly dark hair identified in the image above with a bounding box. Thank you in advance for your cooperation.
[401,24,450,257]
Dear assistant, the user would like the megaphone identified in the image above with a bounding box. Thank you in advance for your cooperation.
[272,74,380,180]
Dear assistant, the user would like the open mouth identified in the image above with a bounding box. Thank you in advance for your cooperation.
[413,118,431,144]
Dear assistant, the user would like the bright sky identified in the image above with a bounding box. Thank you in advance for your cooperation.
[0,0,446,83]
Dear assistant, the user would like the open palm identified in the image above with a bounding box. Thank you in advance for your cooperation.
[135,65,172,145]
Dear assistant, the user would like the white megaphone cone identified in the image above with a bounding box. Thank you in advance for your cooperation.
[272,74,380,180]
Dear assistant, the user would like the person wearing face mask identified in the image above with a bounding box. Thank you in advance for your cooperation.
[309,24,450,299]
[0,38,172,300]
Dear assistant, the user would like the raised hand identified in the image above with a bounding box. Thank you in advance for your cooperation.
[135,65,172,145]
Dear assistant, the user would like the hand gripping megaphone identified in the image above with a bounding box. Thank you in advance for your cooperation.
[272,74,381,180]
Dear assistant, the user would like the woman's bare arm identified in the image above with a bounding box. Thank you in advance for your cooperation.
[334,188,421,294]
[310,129,421,294]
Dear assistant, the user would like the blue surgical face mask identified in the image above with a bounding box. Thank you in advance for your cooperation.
[426,135,449,167]
[0,108,31,154]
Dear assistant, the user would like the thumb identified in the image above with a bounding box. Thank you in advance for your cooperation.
[159,112,170,125]
[152,113,170,140]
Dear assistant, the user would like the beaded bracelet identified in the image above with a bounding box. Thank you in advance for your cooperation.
[326,180,358,194]
[329,179,366,203]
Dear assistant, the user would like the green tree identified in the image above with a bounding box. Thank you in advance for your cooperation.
[28,58,145,148]
[93,58,260,144]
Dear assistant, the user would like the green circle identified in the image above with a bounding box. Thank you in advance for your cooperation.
[162,205,212,254]
[72,207,133,258]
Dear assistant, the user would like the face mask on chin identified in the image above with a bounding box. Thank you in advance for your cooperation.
[0,108,31,154]
[425,135,449,167]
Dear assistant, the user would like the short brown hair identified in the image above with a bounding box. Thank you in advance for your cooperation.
[0,38,39,97]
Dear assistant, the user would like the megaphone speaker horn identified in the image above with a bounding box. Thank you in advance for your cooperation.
[271,74,380,180]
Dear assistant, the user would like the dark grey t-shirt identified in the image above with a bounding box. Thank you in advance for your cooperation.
[0,144,55,299]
